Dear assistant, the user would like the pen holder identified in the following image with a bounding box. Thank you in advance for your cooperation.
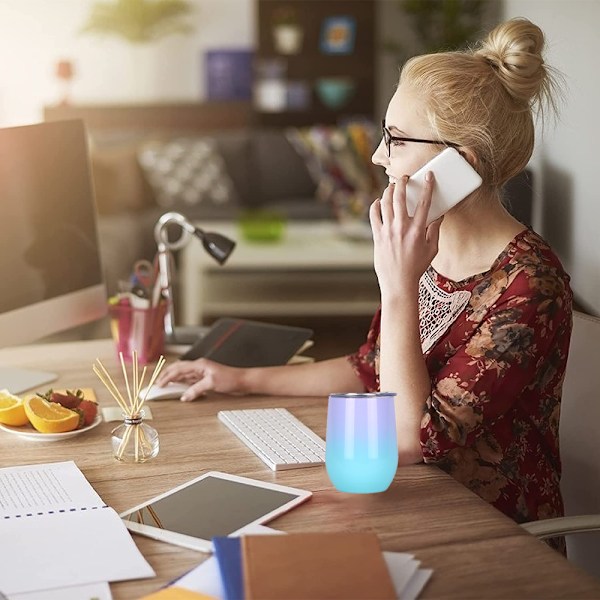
[326,392,398,493]
[111,410,159,463]
[109,301,167,365]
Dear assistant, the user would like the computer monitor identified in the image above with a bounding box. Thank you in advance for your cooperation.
[0,119,107,392]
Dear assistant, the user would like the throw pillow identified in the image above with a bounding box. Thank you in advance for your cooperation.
[285,123,386,221]
[90,138,155,215]
[138,138,239,214]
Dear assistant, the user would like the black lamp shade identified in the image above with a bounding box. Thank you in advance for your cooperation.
[196,230,236,265]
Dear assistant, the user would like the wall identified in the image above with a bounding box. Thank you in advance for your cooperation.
[0,0,255,127]
[503,0,600,314]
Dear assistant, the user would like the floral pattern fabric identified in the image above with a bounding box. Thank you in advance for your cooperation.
[348,229,573,536]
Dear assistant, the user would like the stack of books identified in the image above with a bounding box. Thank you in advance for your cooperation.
[143,531,432,600]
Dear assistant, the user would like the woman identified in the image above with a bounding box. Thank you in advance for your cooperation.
[157,18,572,533]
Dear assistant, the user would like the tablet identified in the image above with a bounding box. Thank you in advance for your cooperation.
[119,471,311,552]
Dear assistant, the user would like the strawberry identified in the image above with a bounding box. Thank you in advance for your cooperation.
[37,388,84,410]
[49,391,83,410]
[77,399,98,427]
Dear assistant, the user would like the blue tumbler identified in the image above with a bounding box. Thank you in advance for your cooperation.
[326,392,398,493]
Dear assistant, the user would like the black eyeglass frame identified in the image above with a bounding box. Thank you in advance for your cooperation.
[381,120,460,157]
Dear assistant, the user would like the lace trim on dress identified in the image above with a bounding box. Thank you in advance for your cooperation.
[419,270,471,353]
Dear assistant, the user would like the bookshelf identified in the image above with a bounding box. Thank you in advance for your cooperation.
[254,0,376,127]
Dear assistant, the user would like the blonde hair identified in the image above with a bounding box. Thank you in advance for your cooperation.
[400,18,562,187]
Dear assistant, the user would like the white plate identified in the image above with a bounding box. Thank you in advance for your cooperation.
[0,414,103,442]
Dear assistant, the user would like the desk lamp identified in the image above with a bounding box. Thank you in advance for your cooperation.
[154,212,236,342]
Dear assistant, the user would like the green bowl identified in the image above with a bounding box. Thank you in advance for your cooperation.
[238,211,287,242]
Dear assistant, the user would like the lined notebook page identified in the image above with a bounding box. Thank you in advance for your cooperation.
[0,461,154,595]
[0,460,105,517]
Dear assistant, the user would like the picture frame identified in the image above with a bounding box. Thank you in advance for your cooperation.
[320,15,356,55]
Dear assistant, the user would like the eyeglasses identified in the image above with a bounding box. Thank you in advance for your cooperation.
[381,120,459,157]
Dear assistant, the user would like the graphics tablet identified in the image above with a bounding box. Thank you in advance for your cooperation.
[119,471,311,552]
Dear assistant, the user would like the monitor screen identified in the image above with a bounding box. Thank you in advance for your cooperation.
[0,120,106,391]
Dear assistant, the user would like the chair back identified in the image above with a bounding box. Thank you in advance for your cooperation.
[560,311,600,577]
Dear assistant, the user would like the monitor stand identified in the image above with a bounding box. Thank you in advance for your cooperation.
[0,366,57,395]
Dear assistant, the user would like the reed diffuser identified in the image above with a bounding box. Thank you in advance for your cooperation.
[93,351,165,463]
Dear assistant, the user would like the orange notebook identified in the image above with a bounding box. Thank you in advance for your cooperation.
[241,532,396,600]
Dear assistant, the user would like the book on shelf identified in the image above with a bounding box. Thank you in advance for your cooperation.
[0,461,154,595]
[180,318,313,367]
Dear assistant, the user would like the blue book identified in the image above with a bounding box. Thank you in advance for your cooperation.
[212,536,244,600]
[205,50,253,101]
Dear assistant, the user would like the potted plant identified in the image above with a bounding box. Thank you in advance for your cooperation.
[81,0,194,44]
[385,0,489,61]
[271,6,303,55]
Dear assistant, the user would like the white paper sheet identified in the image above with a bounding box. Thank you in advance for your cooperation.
[8,581,113,600]
[0,461,154,595]
[402,569,434,600]
[383,552,420,596]
[0,460,104,515]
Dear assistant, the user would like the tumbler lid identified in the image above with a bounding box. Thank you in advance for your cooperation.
[328,392,396,398]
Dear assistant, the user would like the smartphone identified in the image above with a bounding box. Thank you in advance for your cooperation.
[404,147,483,224]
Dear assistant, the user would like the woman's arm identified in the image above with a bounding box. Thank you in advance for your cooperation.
[156,355,365,401]
[370,175,441,464]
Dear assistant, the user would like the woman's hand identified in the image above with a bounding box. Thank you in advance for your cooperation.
[369,172,442,299]
[155,359,248,401]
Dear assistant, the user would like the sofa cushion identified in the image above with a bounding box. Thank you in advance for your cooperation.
[90,139,155,215]
[138,138,240,218]
[251,131,317,206]
[285,123,385,222]
[211,131,253,205]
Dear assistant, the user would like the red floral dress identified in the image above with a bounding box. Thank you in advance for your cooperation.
[348,229,573,537]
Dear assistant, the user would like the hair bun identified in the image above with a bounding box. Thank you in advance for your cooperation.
[476,18,547,106]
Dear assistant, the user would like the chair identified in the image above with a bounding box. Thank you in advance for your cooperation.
[521,311,600,579]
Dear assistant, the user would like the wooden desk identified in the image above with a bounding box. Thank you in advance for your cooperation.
[1,340,599,599]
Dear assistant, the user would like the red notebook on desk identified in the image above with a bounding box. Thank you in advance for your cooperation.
[180,318,313,367]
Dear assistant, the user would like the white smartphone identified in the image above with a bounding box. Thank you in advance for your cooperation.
[405,147,483,224]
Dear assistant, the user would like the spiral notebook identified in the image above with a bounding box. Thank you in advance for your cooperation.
[0,461,154,595]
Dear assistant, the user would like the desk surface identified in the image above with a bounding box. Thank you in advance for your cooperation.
[1,339,599,599]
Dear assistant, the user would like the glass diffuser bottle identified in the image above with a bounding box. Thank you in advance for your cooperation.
[93,351,165,465]
[111,410,159,463]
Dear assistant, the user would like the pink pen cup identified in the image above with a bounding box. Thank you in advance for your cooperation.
[109,301,167,365]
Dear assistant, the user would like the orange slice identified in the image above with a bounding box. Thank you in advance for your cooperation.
[24,396,80,433]
[0,390,29,426]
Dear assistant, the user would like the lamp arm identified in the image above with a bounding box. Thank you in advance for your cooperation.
[156,240,175,338]
[154,212,193,339]
[153,212,235,342]
[154,211,196,251]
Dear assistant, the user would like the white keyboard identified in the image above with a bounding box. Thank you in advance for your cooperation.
[218,408,326,471]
